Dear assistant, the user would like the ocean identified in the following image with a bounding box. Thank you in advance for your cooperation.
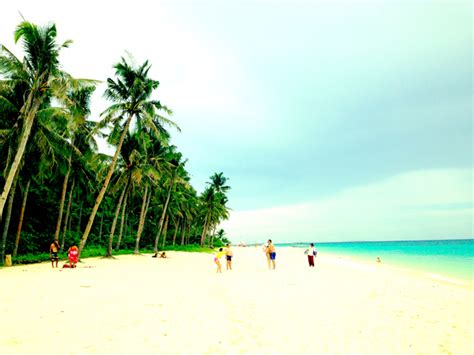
[278,239,474,283]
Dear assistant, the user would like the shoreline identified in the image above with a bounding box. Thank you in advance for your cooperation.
[319,251,474,289]
[280,241,474,285]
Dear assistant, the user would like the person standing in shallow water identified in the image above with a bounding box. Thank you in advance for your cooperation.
[266,239,276,270]
[305,243,316,267]
[50,241,60,268]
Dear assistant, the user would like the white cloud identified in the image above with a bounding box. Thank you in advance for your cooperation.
[221,168,473,243]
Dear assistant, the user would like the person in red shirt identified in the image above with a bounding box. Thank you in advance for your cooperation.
[67,245,79,268]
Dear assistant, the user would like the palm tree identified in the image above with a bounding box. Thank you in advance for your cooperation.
[78,56,177,258]
[199,173,231,246]
[152,148,188,252]
[209,172,231,194]
[0,21,74,220]
[54,86,95,242]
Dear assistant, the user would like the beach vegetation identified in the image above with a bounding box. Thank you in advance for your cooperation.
[0,21,231,265]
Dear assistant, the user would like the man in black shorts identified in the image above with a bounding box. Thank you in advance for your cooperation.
[225,243,233,270]
[50,240,60,268]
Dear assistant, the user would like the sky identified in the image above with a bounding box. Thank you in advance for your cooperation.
[1,0,472,243]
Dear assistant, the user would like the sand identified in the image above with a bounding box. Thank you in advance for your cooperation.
[0,247,473,354]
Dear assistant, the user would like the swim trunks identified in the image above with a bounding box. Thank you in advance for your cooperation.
[226,255,232,261]
[51,252,58,260]
[270,252,276,260]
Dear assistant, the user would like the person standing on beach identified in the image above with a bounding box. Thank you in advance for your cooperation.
[214,248,226,273]
[263,242,271,269]
[266,239,276,270]
[225,243,233,270]
[305,243,317,267]
[50,241,60,268]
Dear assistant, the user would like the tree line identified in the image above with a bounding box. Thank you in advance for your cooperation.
[0,21,231,264]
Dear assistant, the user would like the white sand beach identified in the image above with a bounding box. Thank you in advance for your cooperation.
[1,247,473,354]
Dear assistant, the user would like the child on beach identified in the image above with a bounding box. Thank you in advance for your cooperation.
[67,245,79,268]
[214,248,226,273]
[50,241,60,268]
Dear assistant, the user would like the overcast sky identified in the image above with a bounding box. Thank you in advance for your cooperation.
[2,0,472,243]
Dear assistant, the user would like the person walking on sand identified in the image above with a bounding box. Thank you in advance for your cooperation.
[67,245,79,268]
[50,240,60,268]
[225,243,233,270]
[266,239,276,270]
[304,243,317,267]
[214,248,226,273]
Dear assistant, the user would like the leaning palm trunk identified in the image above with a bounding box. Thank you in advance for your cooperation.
[134,184,149,254]
[161,214,169,249]
[200,213,210,247]
[0,86,41,220]
[78,114,133,258]
[1,172,19,264]
[172,218,179,245]
[76,199,83,232]
[106,179,130,257]
[180,218,186,245]
[115,191,128,251]
[98,214,104,243]
[153,179,174,252]
[54,166,71,241]
[210,224,217,247]
[13,178,31,258]
[61,178,75,249]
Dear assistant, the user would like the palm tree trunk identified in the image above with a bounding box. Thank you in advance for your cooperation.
[161,214,169,249]
[172,218,179,245]
[13,178,31,258]
[77,199,83,232]
[78,114,133,258]
[210,224,217,247]
[200,213,209,247]
[153,179,174,252]
[54,168,70,241]
[61,178,75,250]
[134,184,149,254]
[1,171,19,264]
[115,191,128,251]
[106,179,129,257]
[99,213,104,243]
[180,218,186,245]
[186,222,191,245]
[0,95,39,220]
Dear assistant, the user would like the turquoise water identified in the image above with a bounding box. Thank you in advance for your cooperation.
[279,239,474,282]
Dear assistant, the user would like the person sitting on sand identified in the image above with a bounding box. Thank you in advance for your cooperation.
[152,252,168,258]
[214,248,226,273]
[266,239,276,270]
[159,252,167,258]
[376,257,382,263]
[50,240,60,268]
[225,243,233,270]
[68,245,79,268]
